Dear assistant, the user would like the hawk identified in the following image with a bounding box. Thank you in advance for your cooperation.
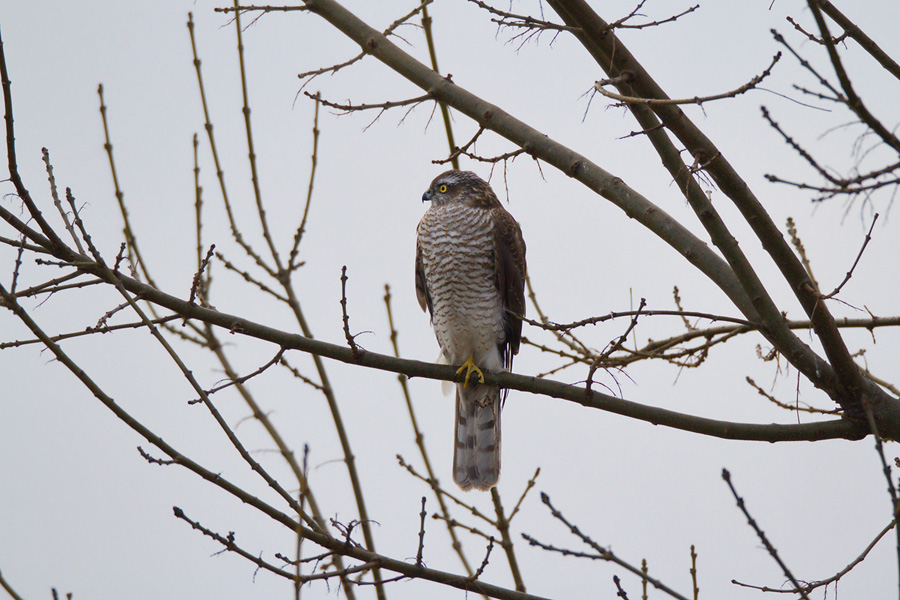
[416,170,527,491]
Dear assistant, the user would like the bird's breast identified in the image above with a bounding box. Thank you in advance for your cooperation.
[418,204,504,363]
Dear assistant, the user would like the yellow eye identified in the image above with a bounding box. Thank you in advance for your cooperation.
[438,184,449,193]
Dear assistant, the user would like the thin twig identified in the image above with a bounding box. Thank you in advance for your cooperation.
[42,147,84,254]
[507,468,540,522]
[298,561,382,584]
[491,488,526,592]
[340,265,363,360]
[785,217,820,292]
[806,0,900,154]
[294,1,433,91]
[433,126,485,166]
[689,545,699,600]
[295,444,309,600]
[98,84,155,287]
[523,307,753,333]
[585,298,645,398]
[9,270,96,299]
[526,492,690,600]
[216,4,310,15]
[466,538,495,582]
[593,53,781,106]
[785,14,850,45]
[467,0,578,33]
[863,402,900,596]
[732,519,896,594]
[215,251,290,302]
[308,91,432,115]
[194,348,286,401]
[746,377,840,415]
[722,469,811,599]
[289,93,320,271]
[421,1,458,169]
[173,507,298,581]
[0,315,181,350]
[0,28,69,252]
[192,132,209,303]
[279,357,326,391]
[233,2,284,273]
[187,12,275,278]
[0,235,52,255]
[396,456,495,525]
[416,496,427,567]
[824,213,878,298]
[189,244,215,306]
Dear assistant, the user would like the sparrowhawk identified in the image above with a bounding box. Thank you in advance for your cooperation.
[416,170,527,491]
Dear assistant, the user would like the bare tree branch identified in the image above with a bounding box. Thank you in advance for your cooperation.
[722,469,811,600]
[814,0,900,82]
[524,492,690,600]
[732,519,897,594]
[593,52,781,106]
[807,0,900,155]
[545,0,897,429]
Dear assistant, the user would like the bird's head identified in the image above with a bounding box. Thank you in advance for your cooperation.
[421,170,487,206]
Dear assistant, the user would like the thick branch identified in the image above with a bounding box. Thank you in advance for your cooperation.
[548,0,849,402]
[544,0,892,424]
[12,263,864,442]
[295,1,762,333]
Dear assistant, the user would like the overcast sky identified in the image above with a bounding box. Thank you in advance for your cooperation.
[2,1,900,599]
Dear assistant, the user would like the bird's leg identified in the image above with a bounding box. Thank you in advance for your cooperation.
[456,355,485,388]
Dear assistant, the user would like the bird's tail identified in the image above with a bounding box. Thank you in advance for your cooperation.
[453,381,501,491]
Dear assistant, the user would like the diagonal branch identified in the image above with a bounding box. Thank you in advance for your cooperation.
[544,0,894,426]
[824,213,878,298]
[297,0,760,330]
[814,0,900,82]
[807,0,900,155]
[527,492,690,600]
[549,0,847,401]
[0,28,68,252]
[722,469,811,600]
[173,507,299,582]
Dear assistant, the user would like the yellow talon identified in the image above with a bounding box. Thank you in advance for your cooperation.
[456,356,485,388]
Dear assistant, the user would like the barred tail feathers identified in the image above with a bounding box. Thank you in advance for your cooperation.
[453,382,501,491]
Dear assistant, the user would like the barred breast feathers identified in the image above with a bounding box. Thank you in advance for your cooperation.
[418,203,505,365]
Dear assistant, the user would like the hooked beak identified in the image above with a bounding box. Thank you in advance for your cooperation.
[421,190,433,203]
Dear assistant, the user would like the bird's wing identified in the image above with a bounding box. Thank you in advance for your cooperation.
[415,237,432,315]
[492,207,527,368]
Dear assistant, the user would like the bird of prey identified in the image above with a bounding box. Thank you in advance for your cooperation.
[415,170,527,491]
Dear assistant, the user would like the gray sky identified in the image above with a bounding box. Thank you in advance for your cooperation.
[2,1,899,599]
